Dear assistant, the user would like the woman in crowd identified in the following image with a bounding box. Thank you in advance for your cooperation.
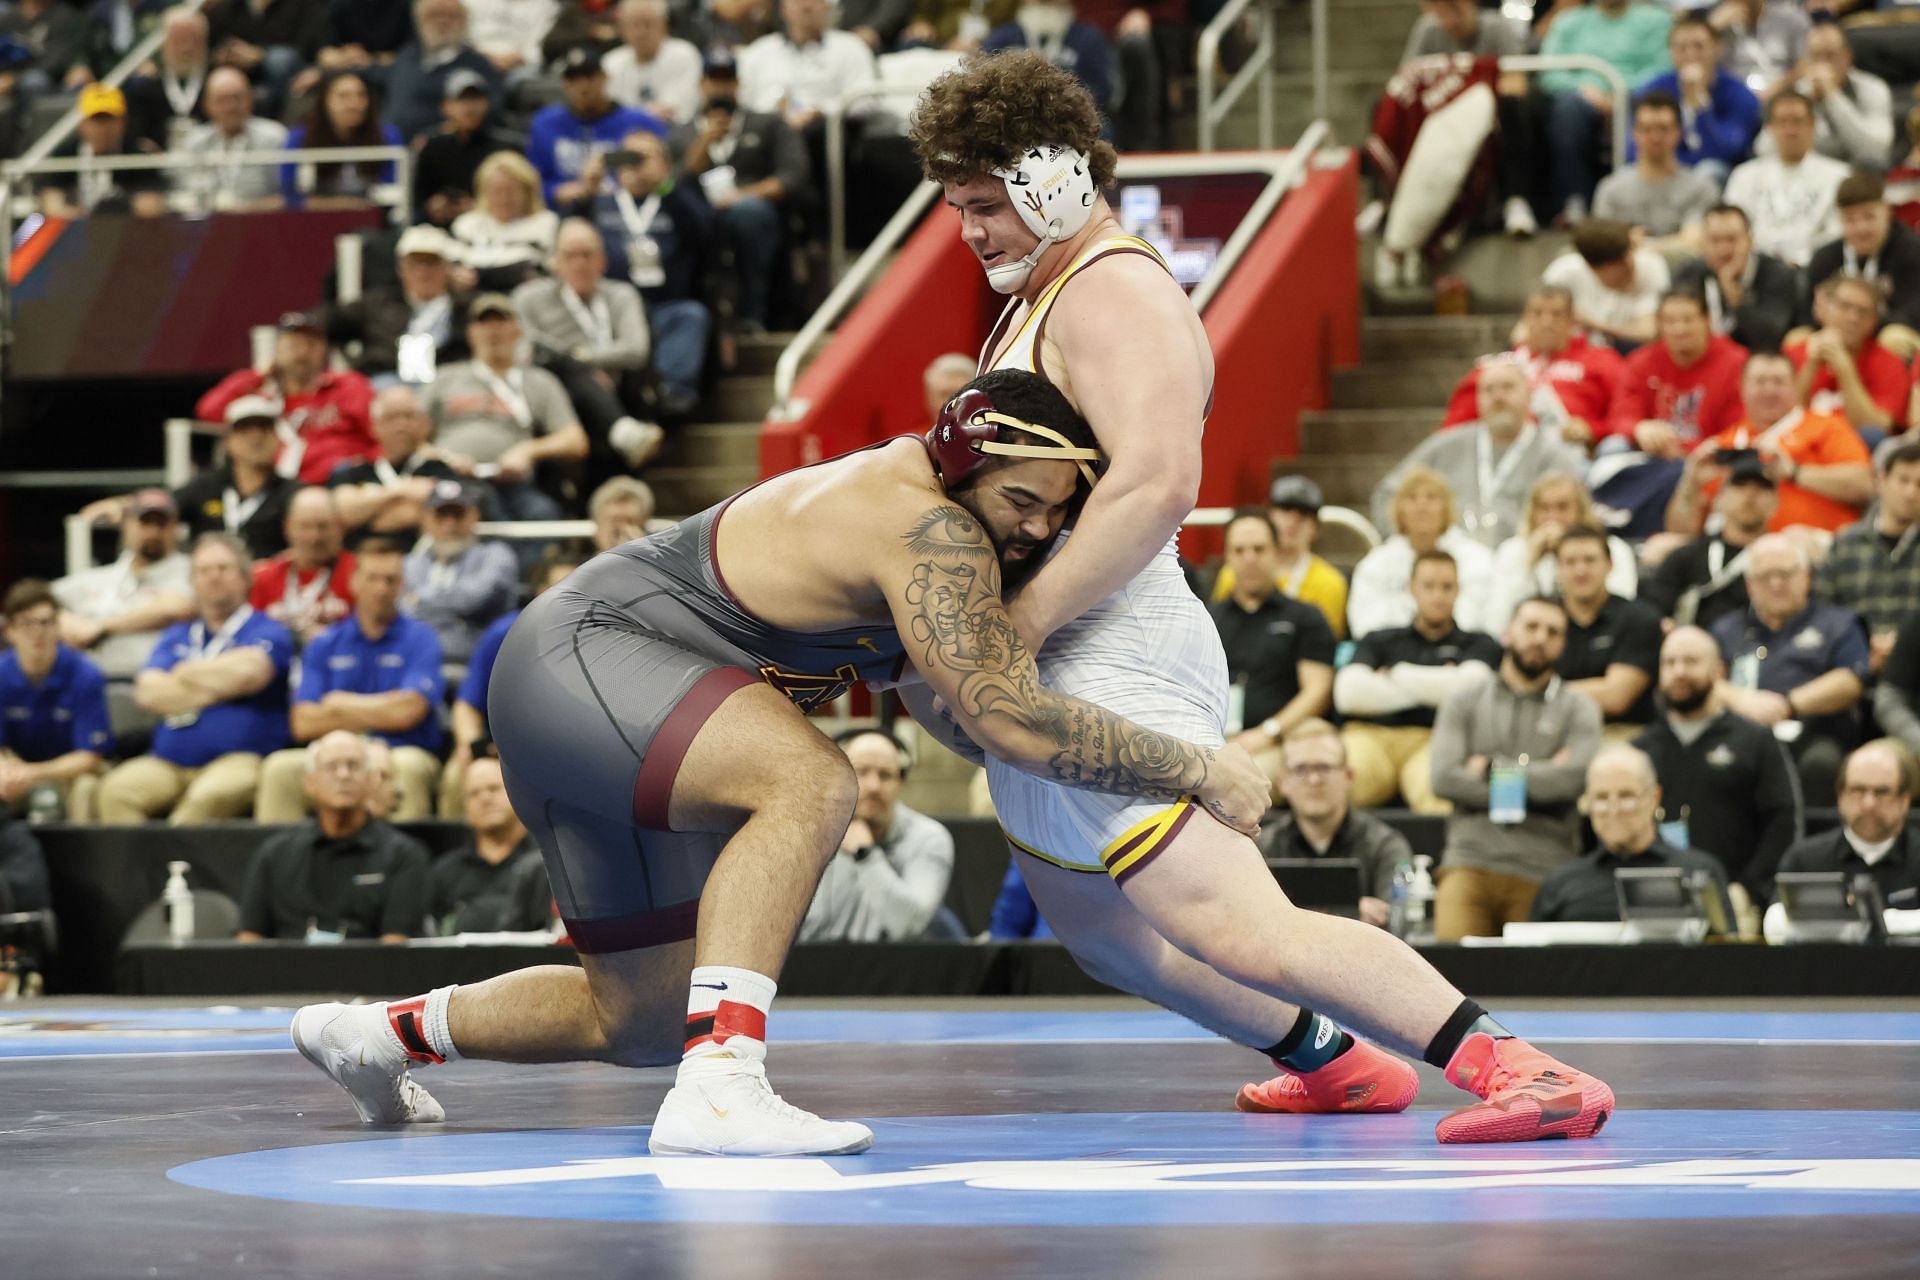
[1347,466,1495,639]
[448,152,561,289]
[282,71,405,209]
[1484,472,1637,634]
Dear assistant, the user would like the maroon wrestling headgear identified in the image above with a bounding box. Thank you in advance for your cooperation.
[924,387,1102,489]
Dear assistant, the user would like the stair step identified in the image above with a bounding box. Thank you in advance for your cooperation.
[731,331,823,377]
[1360,315,1515,362]
[1299,407,1437,456]
[1331,359,1470,410]
[702,373,778,425]
[1283,452,1404,510]
[642,463,760,513]
[672,421,762,469]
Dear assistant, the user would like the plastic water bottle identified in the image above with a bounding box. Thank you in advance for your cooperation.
[1387,859,1413,938]
[164,861,195,944]
[1406,855,1436,941]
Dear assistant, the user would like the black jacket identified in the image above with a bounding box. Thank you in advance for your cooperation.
[1634,710,1803,899]
[1806,220,1920,332]
[1776,825,1920,906]
[1672,252,1805,353]
[1530,839,1733,924]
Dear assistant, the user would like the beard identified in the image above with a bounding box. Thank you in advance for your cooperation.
[1507,645,1557,682]
[996,532,1054,593]
[1662,680,1713,715]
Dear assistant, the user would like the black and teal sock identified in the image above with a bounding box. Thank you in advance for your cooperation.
[1261,1009,1354,1074]
[1421,998,1513,1069]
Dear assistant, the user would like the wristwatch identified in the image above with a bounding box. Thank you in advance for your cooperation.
[1261,717,1283,741]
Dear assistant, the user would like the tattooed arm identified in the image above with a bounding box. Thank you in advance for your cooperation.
[896,680,988,767]
[879,503,1269,833]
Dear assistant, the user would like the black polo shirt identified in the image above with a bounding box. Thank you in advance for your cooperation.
[1775,828,1920,906]
[325,454,458,549]
[1210,592,1335,728]
[1558,593,1662,723]
[238,818,432,939]
[1529,839,1732,923]
[174,466,297,561]
[1637,534,1752,630]
[428,835,551,935]
[1633,710,1803,898]
[1346,622,1503,728]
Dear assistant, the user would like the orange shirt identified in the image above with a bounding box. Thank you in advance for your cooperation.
[1701,410,1871,533]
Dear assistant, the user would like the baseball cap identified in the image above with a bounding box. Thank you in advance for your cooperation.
[1267,474,1324,514]
[702,49,738,79]
[277,310,325,337]
[468,292,515,320]
[127,488,178,519]
[443,69,489,100]
[396,225,454,260]
[78,83,126,119]
[558,45,605,78]
[1726,454,1775,488]
[427,478,481,511]
[224,394,282,427]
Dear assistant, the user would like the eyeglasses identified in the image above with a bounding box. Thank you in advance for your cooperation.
[1587,790,1651,811]
[1842,785,1904,803]
[7,612,58,631]
[312,760,367,777]
[1284,763,1342,781]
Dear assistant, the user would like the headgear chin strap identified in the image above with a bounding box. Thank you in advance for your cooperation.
[926,388,1103,489]
[985,144,1095,294]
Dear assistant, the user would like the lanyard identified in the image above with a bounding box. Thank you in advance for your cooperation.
[408,294,452,338]
[282,564,334,618]
[475,364,532,430]
[1276,552,1309,600]
[188,605,253,661]
[614,186,663,239]
[163,67,204,118]
[223,483,267,532]
[1842,243,1880,281]
[559,286,613,350]
[1476,425,1535,507]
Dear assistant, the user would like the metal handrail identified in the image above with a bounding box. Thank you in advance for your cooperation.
[824,84,933,282]
[3,144,413,218]
[770,178,940,420]
[771,139,1334,417]
[16,0,217,170]
[1197,0,1277,152]
[1189,121,1327,313]
[1498,54,1631,178]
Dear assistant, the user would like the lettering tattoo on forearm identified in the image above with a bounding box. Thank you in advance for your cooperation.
[900,505,1215,801]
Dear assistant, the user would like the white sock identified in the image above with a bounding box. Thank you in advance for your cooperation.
[680,965,777,1075]
[423,985,462,1062]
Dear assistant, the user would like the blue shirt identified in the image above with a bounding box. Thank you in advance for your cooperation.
[280,121,407,206]
[146,609,295,767]
[987,859,1054,941]
[1636,69,1761,170]
[1712,601,1870,743]
[296,613,445,752]
[981,22,1114,115]
[458,608,517,716]
[0,645,111,763]
[526,102,667,206]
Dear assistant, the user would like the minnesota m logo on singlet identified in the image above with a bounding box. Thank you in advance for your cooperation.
[758,662,862,712]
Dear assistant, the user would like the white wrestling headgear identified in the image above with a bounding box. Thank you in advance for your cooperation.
[985,144,1096,294]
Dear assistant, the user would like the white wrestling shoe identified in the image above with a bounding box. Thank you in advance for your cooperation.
[290,1002,446,1126]
[648,1051,873,1156]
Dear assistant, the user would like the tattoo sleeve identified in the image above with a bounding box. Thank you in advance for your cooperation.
[897,505,1215,801]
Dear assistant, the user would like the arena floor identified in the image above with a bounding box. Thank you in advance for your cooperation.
[6,996,1920,1278]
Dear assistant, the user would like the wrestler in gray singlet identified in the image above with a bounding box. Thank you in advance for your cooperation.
[487,496,906,954]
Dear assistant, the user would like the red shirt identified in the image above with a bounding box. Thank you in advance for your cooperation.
[1887,163,1920,231]
[196,368,377,485]
[1785,338,1910,432]
[1442,335,1623,432]
[1607,334,1749,446]
[250,552,356,639]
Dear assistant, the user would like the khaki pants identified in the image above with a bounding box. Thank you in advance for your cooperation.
[4,772,101,821]
[1601,723,1644,748]
[1342,724,1447,813]
[1433,864,1541,942]
[438,755,467,819]
[256,745,441,821]
[97,752,262,824]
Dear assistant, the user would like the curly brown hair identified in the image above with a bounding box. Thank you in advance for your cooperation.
[908,50,1118,189]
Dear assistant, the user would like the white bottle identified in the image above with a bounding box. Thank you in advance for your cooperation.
[1406,855,1436,940]
[164,861,195,944]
